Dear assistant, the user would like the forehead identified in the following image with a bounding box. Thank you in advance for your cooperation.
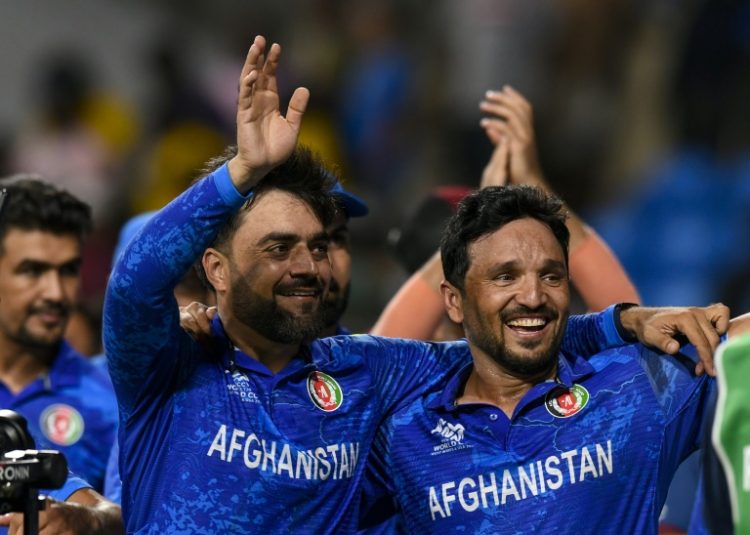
[0,229,81,263]
[234,189,325,244]
[467,218,565,271]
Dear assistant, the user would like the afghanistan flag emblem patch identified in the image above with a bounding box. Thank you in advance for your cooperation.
[545,384,590,418]
[307,371,344,412]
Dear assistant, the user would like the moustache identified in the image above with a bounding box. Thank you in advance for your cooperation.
[28,302,70,317]
[501,305,559,323]
[274,277,325,296]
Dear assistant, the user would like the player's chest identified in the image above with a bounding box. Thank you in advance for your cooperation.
[171,363,381,454]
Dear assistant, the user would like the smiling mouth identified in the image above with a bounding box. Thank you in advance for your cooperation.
[505,316,551,336]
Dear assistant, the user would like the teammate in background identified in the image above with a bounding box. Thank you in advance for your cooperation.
[103,36,715,533]
[0,177,117,492]
[362,185,741,533]
[371,86,641,343]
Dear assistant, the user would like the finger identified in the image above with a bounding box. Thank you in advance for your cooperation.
[238,70,259,112]
[695,361,705,376]
[285,87,310,130]
[672,314,713,372]
[482,89,532,124]
[691,309,720,375]
[483,124,505,145]
[502,85,533,116]
[0,514,12,526]
[240,35,266,81]
[707,303,730,335]
[207,306,218,320]
[258,43,281,92]
[479,102,526,142]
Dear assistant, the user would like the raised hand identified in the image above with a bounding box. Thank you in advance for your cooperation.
[228,35,310,193]
[479,86,544,188]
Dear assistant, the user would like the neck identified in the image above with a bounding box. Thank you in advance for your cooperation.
[221,311,301,374]
[457,343,557,418]
[320,323,338,338]
[0,336,56,395]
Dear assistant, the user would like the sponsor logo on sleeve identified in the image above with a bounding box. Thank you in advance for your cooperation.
[307,371,343,412]
[545,384,589,418]
[39,404,84,446]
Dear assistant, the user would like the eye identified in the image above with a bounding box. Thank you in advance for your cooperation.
[311,242,329,257]
[60,263,81,277]
[267,244,290,256]
[542,272,564,285]
[18,264,45,277]
[493,273,514,283]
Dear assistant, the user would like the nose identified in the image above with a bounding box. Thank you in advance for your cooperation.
[514,275,546,309]
[41,271,66,301]
[288,247,318,278]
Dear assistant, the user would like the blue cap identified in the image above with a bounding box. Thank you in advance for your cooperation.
[112,211,157,267]
[331,181,368,218]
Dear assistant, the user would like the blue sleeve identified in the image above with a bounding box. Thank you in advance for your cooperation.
[338,336,468,416]
[103,163,250,418]
[636,343,716,504]
[360,415,399,529]
[43,471,92,501]
[103,441,121,504]
[561,306,626,357]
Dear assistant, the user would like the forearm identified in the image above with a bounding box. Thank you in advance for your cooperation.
[103,162,248,409]
[371,252,445,339]
[569,227,640,311]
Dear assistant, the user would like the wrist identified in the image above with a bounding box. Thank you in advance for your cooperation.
[227,156,262,194]
[614,303,640,343]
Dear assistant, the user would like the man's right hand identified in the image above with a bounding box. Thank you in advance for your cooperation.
[619,303,731,376]
[228,35,310,193]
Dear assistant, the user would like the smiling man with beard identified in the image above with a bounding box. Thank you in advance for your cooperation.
[361,185,743,534]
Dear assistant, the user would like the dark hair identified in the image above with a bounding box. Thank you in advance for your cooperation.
[205,145,338,253]
[440,185,569,292]
[194,145,338,288]
[0,175,92,254]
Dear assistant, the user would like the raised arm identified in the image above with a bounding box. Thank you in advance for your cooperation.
[103,35,307,414]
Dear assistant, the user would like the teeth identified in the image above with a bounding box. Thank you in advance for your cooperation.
[507,318,546,327]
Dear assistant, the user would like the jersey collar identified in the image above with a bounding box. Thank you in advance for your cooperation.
[427,351,595,413]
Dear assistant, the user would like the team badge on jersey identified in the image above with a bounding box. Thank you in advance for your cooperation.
[40,404,85,446]
[545,384,590,418]
[307,371,343,412]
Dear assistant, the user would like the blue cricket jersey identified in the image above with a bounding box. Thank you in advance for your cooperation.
[0,342,118,491]
[365,343,714,534]
[103,162,629,534]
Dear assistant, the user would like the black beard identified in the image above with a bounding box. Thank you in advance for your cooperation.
[322,279,350,329]
[230,273,326,344]
[4,302,70,351]
[470,305,567,378]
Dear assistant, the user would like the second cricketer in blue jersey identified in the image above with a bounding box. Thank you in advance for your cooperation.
[362,184,731,534]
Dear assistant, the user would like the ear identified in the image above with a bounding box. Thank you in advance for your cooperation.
[203,248,230,293]
[441,280,465,325]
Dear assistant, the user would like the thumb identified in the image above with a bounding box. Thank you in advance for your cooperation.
[285,87,310,130]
